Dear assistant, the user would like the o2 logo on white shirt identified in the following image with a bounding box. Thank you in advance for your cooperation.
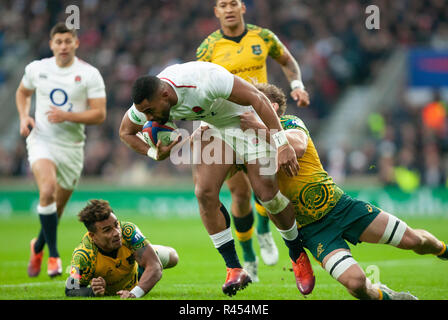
[50,88,73,112]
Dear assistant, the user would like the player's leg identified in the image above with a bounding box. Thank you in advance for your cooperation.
[322,248,418,300]
[245,159,315,295]
[28,159,60,277]
[226,171,259,281]
[55,184,74,218]
[151,245,179,269]
[359,210,446,258]
[322,249,380,300]
[192,135,251,296]
[254,196,279,266]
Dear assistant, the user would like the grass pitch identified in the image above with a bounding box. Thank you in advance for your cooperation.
[0,214,447,300]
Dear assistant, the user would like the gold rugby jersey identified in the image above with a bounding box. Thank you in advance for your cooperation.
[196,24,285,83]
[70,221,150,296]
[255,115,343,228]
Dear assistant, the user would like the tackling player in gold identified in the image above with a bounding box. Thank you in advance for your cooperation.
[65,199,178,298]
[196,0,312,289]
[241,82,448,300]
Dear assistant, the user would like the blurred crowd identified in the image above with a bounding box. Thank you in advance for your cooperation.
[0,0,447,187]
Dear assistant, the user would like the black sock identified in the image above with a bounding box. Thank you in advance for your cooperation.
[283,237,305,262]
[34,228,46,253]
[39,213,59,258]
[217,240,242,269]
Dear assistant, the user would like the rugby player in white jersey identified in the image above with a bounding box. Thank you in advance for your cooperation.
[15,23,107,278]
[119,61,314,296]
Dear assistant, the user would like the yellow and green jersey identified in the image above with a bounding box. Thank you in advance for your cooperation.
[196,24,285,83]
[70,221,150,296]
[255,115,344,228]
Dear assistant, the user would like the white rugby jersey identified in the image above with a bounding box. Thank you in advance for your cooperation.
[21,57,106,147]
[127,61,253,128]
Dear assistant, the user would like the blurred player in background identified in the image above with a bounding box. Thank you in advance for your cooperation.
[65,199,178,298]
[241,82,448,300]
[15,23,107,278]
[119,61,314,296]
[196,0,310,281]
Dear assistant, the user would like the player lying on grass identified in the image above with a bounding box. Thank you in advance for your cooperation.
[65,199,178,298]
[119,61,315,296]
[240,82,448,300]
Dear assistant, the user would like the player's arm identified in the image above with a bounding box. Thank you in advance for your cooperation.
[117,244,163,299]
[274,49,309,108]
[46,97,107,125]
[119,108,179,161]
[15,82,35,137]
[65,252,99,297]
[119,112,148,155]
[228,76,299,176]
[240,112,308,157]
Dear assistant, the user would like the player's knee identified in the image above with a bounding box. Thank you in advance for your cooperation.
[39,184,56,204]
[194,185,219,206]
[258,191,289,215]
[344,273,367,293]
[400,229,424,251]
[230,188,251,208]
[168,248,179,268]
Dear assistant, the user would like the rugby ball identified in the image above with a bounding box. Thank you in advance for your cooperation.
[142,121,178,149]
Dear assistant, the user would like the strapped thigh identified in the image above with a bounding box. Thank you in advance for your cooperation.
[378,214,407,247]
[324,250,357,280]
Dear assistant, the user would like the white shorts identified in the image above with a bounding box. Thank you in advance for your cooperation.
[152,245,171,268]
[26,133,84,190]
[200,123,276,163]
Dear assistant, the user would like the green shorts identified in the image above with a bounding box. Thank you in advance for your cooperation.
[299,193,381,263]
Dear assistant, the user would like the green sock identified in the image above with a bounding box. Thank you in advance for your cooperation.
[240,238,256,262]
[381,290,391,300]
[256,212,270,235]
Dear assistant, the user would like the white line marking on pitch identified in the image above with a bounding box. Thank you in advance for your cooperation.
[0,281,65,288]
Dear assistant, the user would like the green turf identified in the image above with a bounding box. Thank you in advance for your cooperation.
[0,214,447,300]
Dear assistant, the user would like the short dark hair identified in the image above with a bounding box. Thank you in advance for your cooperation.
[254,82,287,116]
[132,75,161,104]
[50,22,77,39]
[78,199,113,232]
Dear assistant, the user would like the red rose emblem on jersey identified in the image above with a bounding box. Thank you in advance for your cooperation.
[192,106,204,114]
[75,75,81,83]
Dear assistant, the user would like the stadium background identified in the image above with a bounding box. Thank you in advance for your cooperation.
[0,0,448,300]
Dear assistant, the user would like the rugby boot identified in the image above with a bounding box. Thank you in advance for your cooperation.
[243,257,259,282]
[375,283,418,300]
[292,251,315,295]
[47,257,62,277]
[257,232,279,266]
[222,268,252,296]
[27,238,44,277]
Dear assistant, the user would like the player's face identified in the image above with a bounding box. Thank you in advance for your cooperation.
[215,0,246,29]
[135,96,171,125]
[49,32,79,67]
[90,213,122,252]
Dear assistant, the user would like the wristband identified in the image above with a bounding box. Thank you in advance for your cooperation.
[130,285,145,298]
[290,80,305,91]
[272,130,289,148]
[147,147,158,160]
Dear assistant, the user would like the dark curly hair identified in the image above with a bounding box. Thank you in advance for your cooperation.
[78,199,113,232]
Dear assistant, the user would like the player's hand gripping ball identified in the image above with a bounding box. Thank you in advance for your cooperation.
[142,121,178,149]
